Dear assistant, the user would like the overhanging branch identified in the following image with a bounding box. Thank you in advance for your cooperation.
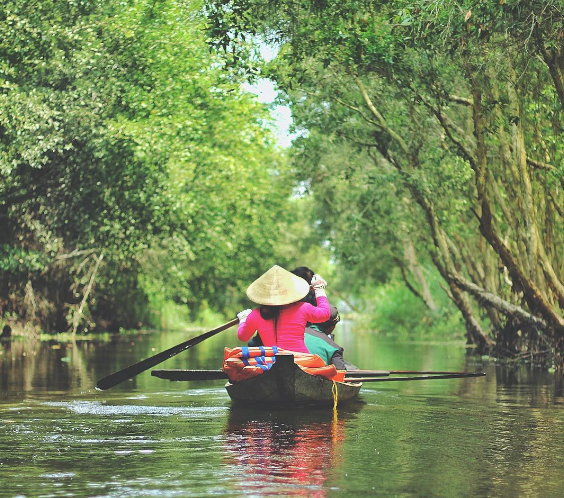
[450,273,549,329]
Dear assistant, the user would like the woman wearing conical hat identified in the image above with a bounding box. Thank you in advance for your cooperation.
[237,265,331,354]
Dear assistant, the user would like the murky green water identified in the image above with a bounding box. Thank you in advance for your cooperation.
[1,324,563,497]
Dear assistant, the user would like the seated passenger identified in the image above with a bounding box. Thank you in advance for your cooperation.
[290,267,350,369]
[304,306,346,369]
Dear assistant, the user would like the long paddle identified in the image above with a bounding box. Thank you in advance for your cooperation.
[344,372,486,382]
[344,370,480,377]
[96,318,238,390]
[151,369,485,383]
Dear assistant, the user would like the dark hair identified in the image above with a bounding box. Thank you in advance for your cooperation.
[1,325,11,339]
[260,306,281,340]
[292,266,316,306]
[292,266,314,284]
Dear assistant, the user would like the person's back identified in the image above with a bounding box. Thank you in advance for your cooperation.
[238,297,330,353]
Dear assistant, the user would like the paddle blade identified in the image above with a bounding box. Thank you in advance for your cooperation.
[96,318,238,390]
[151,369,228,381]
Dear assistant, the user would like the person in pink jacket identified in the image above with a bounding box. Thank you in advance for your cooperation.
[237,265,331,354]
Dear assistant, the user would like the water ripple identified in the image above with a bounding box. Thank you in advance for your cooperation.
[41,400,229,417]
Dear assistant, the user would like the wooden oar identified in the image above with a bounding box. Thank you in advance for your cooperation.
[344,370,480,377]
[343,370,390,377]
[389,370,483,375]
[96,318,238,390]
[152,369,228,381]
[344,372,486,382]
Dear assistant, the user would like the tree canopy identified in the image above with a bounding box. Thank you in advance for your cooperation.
[4,0,564,367]
[206,0,564,364]
[0,0,301,332]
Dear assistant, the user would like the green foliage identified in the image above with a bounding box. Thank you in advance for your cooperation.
[285,97,426,286]
[0,244,48,273]
[1,0,296,332]
[358,275,465,340]
[207,1,403,76]
[205,0,564,359]
[396,0,564,54]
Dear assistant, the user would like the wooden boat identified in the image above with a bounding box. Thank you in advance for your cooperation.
[152,353,362,407]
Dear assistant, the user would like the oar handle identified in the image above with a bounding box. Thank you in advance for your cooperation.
[96,317,238,390]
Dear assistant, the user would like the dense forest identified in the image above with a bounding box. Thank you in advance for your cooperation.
[0,0,310,333]
[205,0,564,364]
[2,0,564,366]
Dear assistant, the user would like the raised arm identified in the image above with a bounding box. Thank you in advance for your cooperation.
[305,274,331,323]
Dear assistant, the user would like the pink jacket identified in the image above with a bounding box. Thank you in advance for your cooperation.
[237,296,331,353]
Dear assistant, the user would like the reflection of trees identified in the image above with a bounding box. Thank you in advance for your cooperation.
[2,333,564,496]
[1,337,39,394]
[222,405,363,497]
[479,369,564,497]
[393,367,564,497]
[0,337,95,394]
[0,330,232,395]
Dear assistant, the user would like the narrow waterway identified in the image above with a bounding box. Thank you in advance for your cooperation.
[1,324,563,497]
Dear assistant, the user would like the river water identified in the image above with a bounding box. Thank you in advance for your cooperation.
[1,324,563,497]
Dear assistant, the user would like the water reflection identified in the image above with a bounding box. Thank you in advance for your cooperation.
[222,403,364,497]
[0,337,97,395]
[2,331,564,498]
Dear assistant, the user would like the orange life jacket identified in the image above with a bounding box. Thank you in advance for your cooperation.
[222,346,345,383]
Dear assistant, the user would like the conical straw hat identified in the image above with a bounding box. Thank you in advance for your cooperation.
[246,265,310,305]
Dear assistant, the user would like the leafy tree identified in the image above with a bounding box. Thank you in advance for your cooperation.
[1,0,295,332]
[206,0,564,364]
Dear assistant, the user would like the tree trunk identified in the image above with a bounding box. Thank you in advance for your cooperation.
[467,67,564,333]
[357,76,494,350]
[403,238,437,311]
[537,28,564,111]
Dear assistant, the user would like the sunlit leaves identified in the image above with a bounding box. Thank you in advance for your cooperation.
[206,0,564,349]
[1,0,294,330]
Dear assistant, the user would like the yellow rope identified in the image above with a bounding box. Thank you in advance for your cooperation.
[332,380,338,411]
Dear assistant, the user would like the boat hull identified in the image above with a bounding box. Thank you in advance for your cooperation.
[225,353,362,407]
